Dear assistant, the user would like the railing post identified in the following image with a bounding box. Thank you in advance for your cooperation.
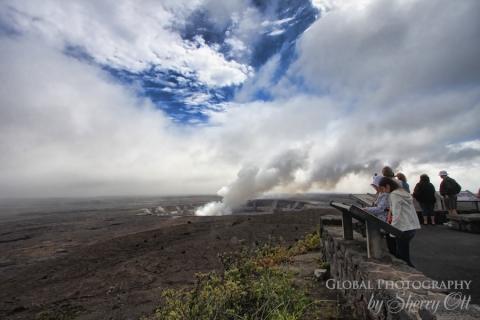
[366,221,386,258]
[331,202,404,260]
[342,212,354,240]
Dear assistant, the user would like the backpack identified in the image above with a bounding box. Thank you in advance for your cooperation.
[447,177,462,194]
[452,179,462,194]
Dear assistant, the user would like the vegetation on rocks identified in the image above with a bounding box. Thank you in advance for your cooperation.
[147,232,321,320]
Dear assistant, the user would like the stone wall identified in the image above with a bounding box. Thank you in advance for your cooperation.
[447,214,480,233]
[320,224,480,320]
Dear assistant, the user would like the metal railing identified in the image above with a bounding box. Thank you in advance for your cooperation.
[330,202,404,259]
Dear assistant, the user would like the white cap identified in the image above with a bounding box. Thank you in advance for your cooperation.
[439,170,448,176]
[371,175,383,187]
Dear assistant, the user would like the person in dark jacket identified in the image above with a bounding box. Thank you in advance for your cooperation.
[439,170,460,215]
[413,174,436,225]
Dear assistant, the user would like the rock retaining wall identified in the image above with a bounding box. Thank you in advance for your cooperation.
[320,223,480,320]
[447,214,480,233]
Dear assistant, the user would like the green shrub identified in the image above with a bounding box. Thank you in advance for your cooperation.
[148,232,321,320]
[289,232,320,256]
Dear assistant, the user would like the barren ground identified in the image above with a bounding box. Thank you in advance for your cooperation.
[0,206,337,319]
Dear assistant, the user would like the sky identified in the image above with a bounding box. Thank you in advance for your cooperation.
[0,0,479,198]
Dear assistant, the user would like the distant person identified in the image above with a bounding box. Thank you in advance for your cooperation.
[439,171,461,215]
[379,177,421,267]
[413,174,436,225]
[364,175,389,222]
[382,166,395,178]
[382,165,402,189]
[396,172,410,193]
[370,173,380,196]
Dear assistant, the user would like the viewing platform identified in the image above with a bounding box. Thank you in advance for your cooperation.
[326,201,480,319]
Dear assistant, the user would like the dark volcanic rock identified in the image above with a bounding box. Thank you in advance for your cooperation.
[0,209,339,319]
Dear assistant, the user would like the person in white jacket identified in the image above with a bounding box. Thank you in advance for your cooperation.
[379,177,421,267]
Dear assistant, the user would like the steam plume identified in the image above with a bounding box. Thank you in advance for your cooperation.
[195,147,309,216]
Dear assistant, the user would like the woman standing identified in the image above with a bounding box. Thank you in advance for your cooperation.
[396,172,410,193]
[379,177,421,267]
[413,174,437,225]
[365,175,389,222]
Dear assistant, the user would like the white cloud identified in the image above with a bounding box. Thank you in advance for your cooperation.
[223,7,264,61]
[0,37,236,197]
[183,37,253,86]
[0,0,479,200]
[280,0,480,190]
[0,0,250,87]
[297,0,480,100]
[261,17,295,27]
[200,0,250,30]
[267,29,285,36]
[225,37,248,57]
[310,0,375,13]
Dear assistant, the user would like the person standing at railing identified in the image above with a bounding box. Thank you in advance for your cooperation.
[382,166,395,179]
[379,177,421,267]
[365,175,394,253]
[364,175,389,222]
[413,174,437,225]
[395,172,410,193]
[382,165,405,191]
[439,170,461,216]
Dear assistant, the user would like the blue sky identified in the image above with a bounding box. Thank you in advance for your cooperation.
[5,0,319,124]
[0,0,479,198]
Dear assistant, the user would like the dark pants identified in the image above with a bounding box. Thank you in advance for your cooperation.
[386,234,397,256]
[420,203,434,217]
[396,230,416,267]
[420,203,435,224]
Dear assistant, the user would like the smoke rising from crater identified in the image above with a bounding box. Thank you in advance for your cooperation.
[195,147,310,216]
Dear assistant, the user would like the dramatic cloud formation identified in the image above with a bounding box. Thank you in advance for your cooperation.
[1,0,252,87]
[0,0,479,202]
[0,37,223,197]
